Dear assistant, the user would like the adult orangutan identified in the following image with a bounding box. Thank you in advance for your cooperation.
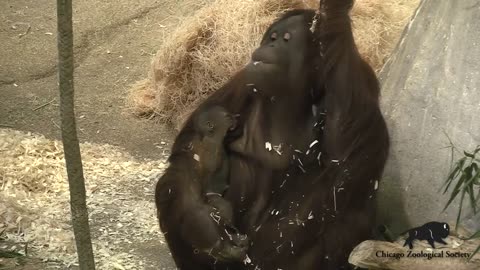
[155,0,389,269]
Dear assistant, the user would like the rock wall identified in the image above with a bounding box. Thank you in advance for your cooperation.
[377,0,480,233]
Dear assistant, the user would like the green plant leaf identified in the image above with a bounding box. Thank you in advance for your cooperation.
[463,168,480,213]
[465,230,480,240]
[464,151,475,158]
[469,244,480,261]
[443,171,467,212]
[473,146,480,155]
[472,163,480,185]
[442,143,480,260]
[444,158,467,193]
[455,190,466,229]
[443,187,461,212]
[0,250,24,258]
[467,185,477,214]
[443,158,466,194]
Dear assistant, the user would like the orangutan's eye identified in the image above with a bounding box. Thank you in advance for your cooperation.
[271,32,278,41]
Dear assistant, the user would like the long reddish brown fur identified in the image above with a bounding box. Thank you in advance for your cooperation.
[155,0,390,269]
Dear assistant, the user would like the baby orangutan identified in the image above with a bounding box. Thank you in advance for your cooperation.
[155,105,247,270]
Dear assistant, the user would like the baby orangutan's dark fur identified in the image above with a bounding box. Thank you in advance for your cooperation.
[155,106,248,270]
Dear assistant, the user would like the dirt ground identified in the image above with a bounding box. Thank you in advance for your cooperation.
[0,0,215,269]
[0,0,215,159]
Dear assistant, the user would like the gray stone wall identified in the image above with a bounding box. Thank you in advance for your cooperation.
[377,0,480,233]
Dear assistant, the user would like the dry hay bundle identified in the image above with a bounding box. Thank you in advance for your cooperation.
[351,0,420,71]
[0,128,167,269]
[127,0,419,128]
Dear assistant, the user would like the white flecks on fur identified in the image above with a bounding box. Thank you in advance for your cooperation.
[333,187,337,211]
[298,158,304,167]
[308,211,314,220]
[309,140,319,148]
[243,254,252,264]
[273,144,283,155]
[265,142,272,151]
[374,180,379,190]
[225,229,233,241]
[210,212,221,224]
[193,153,200,162]
[309,11,319,33]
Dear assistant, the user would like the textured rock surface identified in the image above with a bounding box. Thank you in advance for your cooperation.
[378,0,480,233]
